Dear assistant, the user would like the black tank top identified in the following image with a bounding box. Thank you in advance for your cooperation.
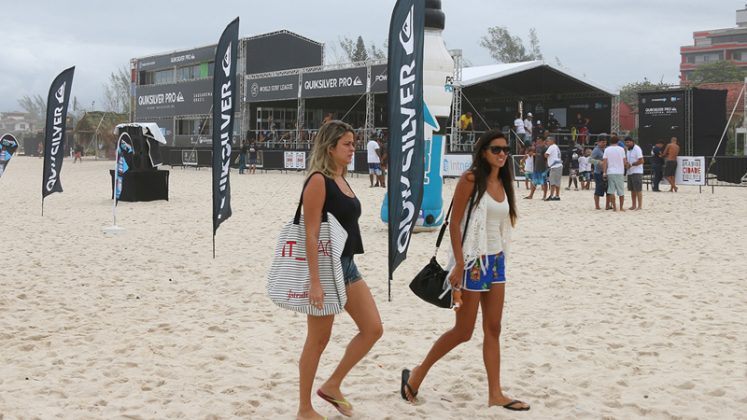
[305,174,363,256]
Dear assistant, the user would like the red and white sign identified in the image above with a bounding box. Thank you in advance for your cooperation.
[675,156,706,186]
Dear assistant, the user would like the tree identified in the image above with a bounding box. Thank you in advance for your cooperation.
[480,26,542,63]
[618,78,669,112]
[103,66,131,114]
[690,60,746,84]
[329,36,386,64]
[17,94,46,121]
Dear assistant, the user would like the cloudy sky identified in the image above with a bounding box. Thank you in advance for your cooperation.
[0,0,739,112]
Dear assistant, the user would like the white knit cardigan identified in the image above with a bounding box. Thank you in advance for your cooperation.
[445,193,512,275]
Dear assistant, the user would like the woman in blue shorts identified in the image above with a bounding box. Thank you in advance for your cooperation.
[401,130,530,412]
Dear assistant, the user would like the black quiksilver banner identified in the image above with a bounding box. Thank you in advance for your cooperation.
[387,0,425,284]
[42,66,75,204]
[212,18,239,243]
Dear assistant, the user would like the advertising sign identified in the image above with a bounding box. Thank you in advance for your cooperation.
[138,45,216,71]
[370,64,388,93]
[135,78,212,119]
[246,74,299,102]
[442,153,472,177]
[675,156,706,186]
[301,67,367,98]
[284,151,306,169]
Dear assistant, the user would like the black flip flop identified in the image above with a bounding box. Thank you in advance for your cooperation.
[400,369,418,402]
[503,399,530,411]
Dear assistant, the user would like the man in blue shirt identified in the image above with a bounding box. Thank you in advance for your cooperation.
[588,134,608,210]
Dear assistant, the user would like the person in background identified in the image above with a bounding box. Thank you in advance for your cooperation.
[565,145,580,191]
[589,135,608,210]
[525,137,547,200]
[400,130,529,412]
[523,112,533,149]
[378,138,388,188]
[602,136,628,212]
[625,136,644,210]
[366,136,383,187]
[248,141,258,174]
[663,137,680,192]
[522,147,534,190]
[578,148,592,190]
[547,112,560,133]
[544,136,563,201]
[650,140,665,192]
[513,113,526,153]
[238,141,247,174]
[73,143,84,163]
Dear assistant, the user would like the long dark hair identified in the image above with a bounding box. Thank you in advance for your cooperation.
[470,130,517,226]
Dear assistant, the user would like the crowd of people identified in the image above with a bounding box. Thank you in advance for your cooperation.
[519,133,682,210]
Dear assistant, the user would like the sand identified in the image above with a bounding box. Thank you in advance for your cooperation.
[1,156,746,419]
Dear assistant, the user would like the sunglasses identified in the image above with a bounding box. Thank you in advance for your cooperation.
[487,145,511,155]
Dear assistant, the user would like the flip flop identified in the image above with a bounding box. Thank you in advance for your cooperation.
[502,399,530,411]
[316,389,353,417]
[400,369,418,402]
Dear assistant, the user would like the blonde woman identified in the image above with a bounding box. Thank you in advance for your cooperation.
[297,120,383,420]
[401,130,529,412]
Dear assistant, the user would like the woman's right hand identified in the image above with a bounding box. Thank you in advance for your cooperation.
[309,280,324,309]
[448,266,464,289]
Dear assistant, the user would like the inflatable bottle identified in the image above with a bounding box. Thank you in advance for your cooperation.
[382,0,455,228]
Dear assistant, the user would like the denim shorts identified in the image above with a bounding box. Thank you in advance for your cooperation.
[340,255,363,285]
[463,253,506,292]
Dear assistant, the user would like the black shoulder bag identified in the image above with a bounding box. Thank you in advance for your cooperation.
[409,188,477,308]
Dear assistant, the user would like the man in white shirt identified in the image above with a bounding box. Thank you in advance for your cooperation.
[523,112,533,145]
[544,136,563,201]
[514,113,526,152]
[602,139,628,211]
[624,136,644,210]
[366,138,383,187]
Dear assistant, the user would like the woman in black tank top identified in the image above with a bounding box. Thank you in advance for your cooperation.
[295,121,383,420]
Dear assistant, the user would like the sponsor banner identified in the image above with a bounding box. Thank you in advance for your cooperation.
[246,74,299,102]
[42,66,75,200]
[301,67,367,98]
[284,151,307,169]
[182,149,198,166]
[137,45,216,71]
[675,156,706,186]
[0,133,19,178]
[212,17,239,236]
[638,91,686,154]
[370,64,388,93]
[114,133,134,201]
[135,78,212,119]
[387,0,425,280]
[442,153,472,177]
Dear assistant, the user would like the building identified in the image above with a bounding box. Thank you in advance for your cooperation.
[680,4,747,82]
[0,112,35,134]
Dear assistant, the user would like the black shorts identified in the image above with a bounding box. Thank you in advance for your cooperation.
[594,172,606,196]
[664,160,677,177]
[627,173,643,192]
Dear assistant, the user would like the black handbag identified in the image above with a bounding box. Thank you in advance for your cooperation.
[409,189,476,308]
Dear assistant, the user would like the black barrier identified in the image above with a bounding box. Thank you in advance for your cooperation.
[708,156,747,185]
[110,169,169,201]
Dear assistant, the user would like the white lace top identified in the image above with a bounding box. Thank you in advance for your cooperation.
[446,192,513,274]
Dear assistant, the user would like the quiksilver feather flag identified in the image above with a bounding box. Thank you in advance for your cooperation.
[41,66,75,214]
[211,17,239,256]
[387,0,425,299]
[0,133,19,178]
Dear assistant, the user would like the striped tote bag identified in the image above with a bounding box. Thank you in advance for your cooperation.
[267,204,348,316]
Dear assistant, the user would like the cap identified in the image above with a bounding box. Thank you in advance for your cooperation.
[536,120,541,125]
[527,112,533,117]
[624,136,634,142]
[597,133,609,141]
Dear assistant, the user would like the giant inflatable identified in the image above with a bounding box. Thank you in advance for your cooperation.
[382,0,454,229]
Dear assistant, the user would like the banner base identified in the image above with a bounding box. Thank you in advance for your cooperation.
[103,225,126,235]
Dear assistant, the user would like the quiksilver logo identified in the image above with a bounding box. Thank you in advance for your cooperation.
[222,43,232,77]
[400,6,414,55]
[55,82,66,103]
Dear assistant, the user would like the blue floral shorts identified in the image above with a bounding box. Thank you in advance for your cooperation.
[463,253,506,292]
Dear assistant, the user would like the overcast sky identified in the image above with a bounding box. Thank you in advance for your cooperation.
[0,0,739,112]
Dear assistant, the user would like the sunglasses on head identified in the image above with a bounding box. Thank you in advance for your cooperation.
[487,145,511,155]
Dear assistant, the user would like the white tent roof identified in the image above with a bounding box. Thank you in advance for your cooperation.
[115,123,167,144]
[462,60,616,96]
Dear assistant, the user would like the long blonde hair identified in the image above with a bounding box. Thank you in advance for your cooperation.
[307,120,355,178]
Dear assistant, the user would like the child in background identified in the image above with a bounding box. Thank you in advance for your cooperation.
[578,148,592,190]
[522,147,534,190]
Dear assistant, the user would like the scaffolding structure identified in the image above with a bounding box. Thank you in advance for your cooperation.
[449,49,463,147]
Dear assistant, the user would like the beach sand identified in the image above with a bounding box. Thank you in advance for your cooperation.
[1,156,746,419]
